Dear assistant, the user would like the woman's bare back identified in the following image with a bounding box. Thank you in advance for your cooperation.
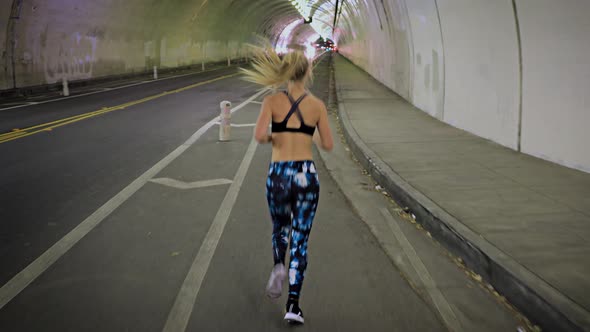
[254,87,333,159]
[263,91,329,161]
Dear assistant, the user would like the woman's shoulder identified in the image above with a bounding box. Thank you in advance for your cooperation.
[263,91,286,103]
[305,93,324,105]
[302,93,326,112]
[263,91,325,108]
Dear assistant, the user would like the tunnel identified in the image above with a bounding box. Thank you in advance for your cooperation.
[1,1,589,331]
[2,0,589,171]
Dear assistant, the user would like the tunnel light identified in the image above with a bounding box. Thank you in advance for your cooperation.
[286,0,333,39]
[289,0,312,20]
[279,0,331,53]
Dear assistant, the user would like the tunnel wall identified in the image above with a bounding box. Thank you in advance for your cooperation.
[436,0,520,150]
[337,0,590,172]
[0,1,250,91]
[0,0,13,90]
[517,0,590,172]
[338,0,412,100]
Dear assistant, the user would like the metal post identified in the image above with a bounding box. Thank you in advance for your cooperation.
[202,61,205,71]
[227,57,231,67]
[219,101,232,141]
[62,77,70,96]
[153,66,158,79]
[332,0,340,35]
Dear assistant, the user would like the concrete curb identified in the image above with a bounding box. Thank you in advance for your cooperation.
[332,56,590,332]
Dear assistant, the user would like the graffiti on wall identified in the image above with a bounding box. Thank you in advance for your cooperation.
[42,32,97,83]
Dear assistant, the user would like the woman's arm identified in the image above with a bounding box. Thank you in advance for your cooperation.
[314,103,333,151]
[254,96,273,144]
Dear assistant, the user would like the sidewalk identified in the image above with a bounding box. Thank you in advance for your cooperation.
[332,55,590,332]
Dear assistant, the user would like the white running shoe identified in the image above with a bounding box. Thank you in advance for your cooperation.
[265,263,286,299]
[284,302,304,324]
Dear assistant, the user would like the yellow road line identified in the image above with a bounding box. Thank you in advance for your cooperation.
[0,131,27,140]
[0,130,25,139]
[0,73,239,144]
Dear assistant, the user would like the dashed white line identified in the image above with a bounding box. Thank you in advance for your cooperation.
[214,122,256,128]
[149,178,233,190]
[0,88,267,310]
[162,136,258,332]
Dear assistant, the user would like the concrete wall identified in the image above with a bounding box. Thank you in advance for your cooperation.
[337,0,590,172]
[338,0,412,100]
[0,0,14,90]
[437,0,520,149]
[517,0,590,172]
[0,0,296,90]
[405,0,444,119]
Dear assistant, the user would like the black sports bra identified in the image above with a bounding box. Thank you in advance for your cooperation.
[271,91,316,136]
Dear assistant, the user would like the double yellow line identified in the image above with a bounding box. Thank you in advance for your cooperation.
[0,73,239,144]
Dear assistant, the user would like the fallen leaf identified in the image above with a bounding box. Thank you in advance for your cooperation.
[171,252,181,257]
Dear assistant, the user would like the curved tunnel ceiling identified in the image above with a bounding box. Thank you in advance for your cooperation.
[146,0,339,48]
[1,0,345,89]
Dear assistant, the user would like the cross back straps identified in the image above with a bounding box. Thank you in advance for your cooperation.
[271,91,316,136]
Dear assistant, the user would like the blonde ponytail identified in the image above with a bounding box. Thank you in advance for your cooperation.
[240,38,311,88]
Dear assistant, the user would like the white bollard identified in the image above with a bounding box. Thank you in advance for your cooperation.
[219,101,232,141]
[62,77,70,96]
[227,57,231,67]
[202,61,205,71]
[153,66,158,80]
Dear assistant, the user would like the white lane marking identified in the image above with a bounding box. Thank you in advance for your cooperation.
[163,137,258,332]
[214,122,256,128]
[379,208,461,332]
[230,123,256,127]
[0,88,268,310]
[149,178,232,190]
[0,66,236,112]
[250,100,263,105]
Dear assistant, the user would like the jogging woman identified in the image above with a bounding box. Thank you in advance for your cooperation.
[241,45,333,324]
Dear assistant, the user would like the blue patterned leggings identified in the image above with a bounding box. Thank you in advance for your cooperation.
[266,160,320,299]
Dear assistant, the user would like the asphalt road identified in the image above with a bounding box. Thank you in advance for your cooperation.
[0,57,446,331]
